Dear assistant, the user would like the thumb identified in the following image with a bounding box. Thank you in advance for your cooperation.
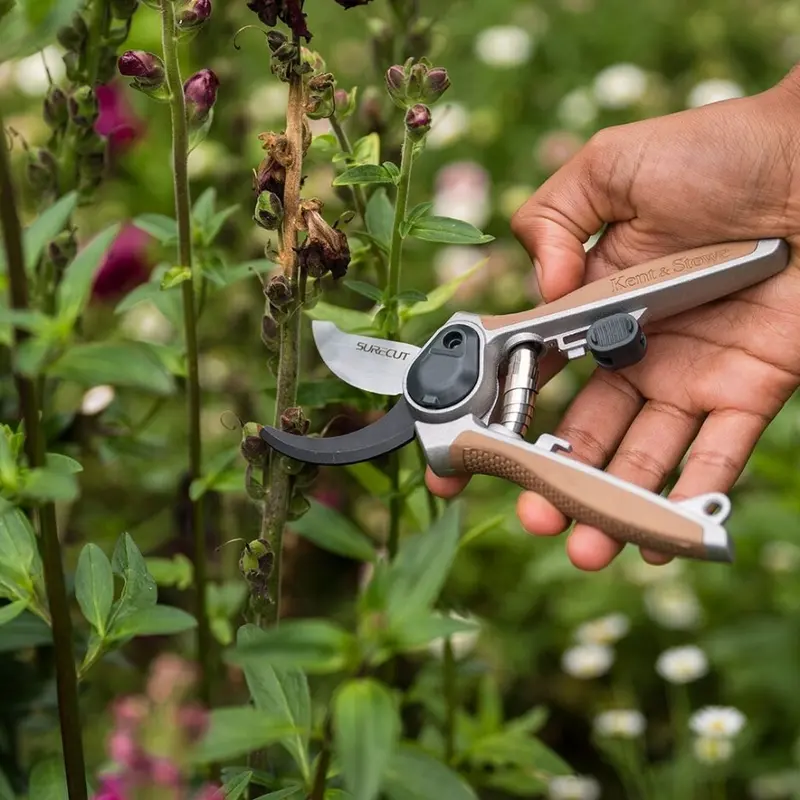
[511,133,635,301]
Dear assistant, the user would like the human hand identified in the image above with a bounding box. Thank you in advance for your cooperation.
[426,68,800,571]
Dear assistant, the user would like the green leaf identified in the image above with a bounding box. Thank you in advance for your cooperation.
[344,463,392,497]
[288,500,376,562]
[344,279,384,304]
[469,731,572,777]
[0,599,27,626]
[333,165,397,187]
[0,0,83,62]
[226,619,357,674]
[407,216,494,245]
[459,513,507,549]
[388,610,479,653]
[110,604,197,640]
[56,224,121,324]
[20,191,78,275]
[212,258,274,287]
[160,265,192,289]
[333,679,401,800]
[145,554,194,591]
[403,258,488,320]
[45,453,83,474]
[21,467,79,503]
[109,532,157,626]
[75,543,114,635]
[258,787,306,800]
[383,745,478,800]
[0,611,51,652]
[189,445,240,501]
[221,769,252,800]
[506,707,549,737]
[395,290,428,306]
[385,502,461,625]
[28,756,68,800]
[304,302,376,334]
[132,214,178,243]
[0,764,14,800]
[192,187,216,229]
[0,507,39,594]
[365,189,394,248]
[236,624,312,781]
[191,707,301,764]
[207,204,240,244]
[351,133,380,166]
[46,341,177,395]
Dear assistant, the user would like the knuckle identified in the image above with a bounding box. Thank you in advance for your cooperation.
[613,447,668,483]
[557,426,611,465]
[686,449,740,476]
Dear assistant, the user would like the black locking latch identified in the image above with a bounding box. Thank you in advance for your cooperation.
[586,313,647,370]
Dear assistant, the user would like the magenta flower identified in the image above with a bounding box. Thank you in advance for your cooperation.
[91,224,153,302]
[94,83,145,153]
[94,775,126,800]
[117,51,165,87]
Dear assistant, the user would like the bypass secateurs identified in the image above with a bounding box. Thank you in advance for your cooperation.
[260,238,790,564]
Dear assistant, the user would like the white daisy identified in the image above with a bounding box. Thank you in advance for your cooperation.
[687,79,744,108]
[561,643,614,679]
[593,709,646,739]
[644,582,702,629]
[693,735,734,764]
[547,774,601,800]
[655,645,708,684]
[557,87,598,129]
[426,102,470,149]
[593,63,648,109]
[80,385,115,416]
[760,540,800,573]
[689,707,746,739]
[474,26,534,68]
[574,613,630,646]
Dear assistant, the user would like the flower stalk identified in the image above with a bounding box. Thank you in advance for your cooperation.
[159,0,213,707]
[260,36,307,627]
[0,116,88,800]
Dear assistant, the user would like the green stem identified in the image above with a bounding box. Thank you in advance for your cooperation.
[381,130,414,559]
[160,0,213,708]
[310,715,333,800]
[670,683,694,800]
[0,116,88,800]
[385,131,414,336]
[443,637,456,763]
[84,0,110,84]
[260,42,306,627]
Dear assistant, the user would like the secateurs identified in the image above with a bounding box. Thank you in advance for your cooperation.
[260,238,791,564]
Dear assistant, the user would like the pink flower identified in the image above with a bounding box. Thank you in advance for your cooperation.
[150,757,182,787]
[108,731,138,768]
[94,83,145,153]
[113,696,148,729]
[146,654,197,705]
[94,775,127,800]
[194,784,223,800]
[91,224,152,302]
[178,704,210,743]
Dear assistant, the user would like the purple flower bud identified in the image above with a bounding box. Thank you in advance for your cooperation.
[183,68,219,125]
[176,0,211,31]
[424,67,450,104]
[385,64,406,107]
[95,775,126,800]
[108,731,138,768]
[405,103,432,140]
[117,50,165,88]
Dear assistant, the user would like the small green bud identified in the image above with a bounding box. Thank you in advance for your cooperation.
[47,230,77,271]
[62,52,81,83]
[26,149,58,194]
[68,86,99,128]
[254,191,283,231]
[43,87,68,129]
[334,87,357,120]
[56,13,87,52]
[287,492,311,521]
[110,0,139,19]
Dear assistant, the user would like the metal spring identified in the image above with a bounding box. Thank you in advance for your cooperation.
[498,344,539,438]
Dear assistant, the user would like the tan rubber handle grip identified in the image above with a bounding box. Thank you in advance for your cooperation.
[449,427,731,561]
[480,240,760,330]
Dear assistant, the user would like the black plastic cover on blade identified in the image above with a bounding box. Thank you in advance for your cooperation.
[259,398,417,466]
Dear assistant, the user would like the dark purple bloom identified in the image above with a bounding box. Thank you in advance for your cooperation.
[176,0,212,30]
[405,103,431,131]
[91,225,153,302]
[183,68,219,124]
[246,0,311,40]
[117,51,165,87]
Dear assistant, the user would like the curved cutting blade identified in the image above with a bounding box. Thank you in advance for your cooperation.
[311,320,420,396]
[259,397,417,466]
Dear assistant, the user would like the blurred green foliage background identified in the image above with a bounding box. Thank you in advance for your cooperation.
[3,0,800,798]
